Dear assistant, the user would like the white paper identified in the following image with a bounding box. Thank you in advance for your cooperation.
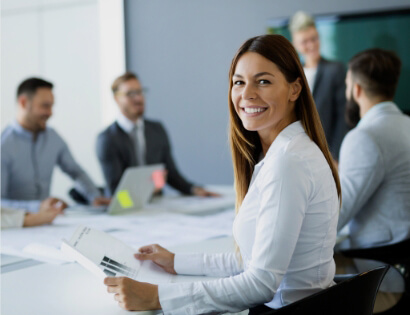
[62,226,172,284]
[1,200,235,264]
[149,194,235,214]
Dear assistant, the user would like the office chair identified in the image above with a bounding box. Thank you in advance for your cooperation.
[253,265,389,315]
[340,238,410,315]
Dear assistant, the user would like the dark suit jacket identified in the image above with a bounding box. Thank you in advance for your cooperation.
[96,119,193,196]
[312,58,347,159]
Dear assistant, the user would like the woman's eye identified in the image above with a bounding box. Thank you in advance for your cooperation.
[234,80,244,85]
[259,79,271,85]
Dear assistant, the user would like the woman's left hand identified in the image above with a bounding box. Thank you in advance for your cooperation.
[104,277,161,311]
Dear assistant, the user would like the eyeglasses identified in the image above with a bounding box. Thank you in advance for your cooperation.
[116,88,148,98]
[299,35,319,46]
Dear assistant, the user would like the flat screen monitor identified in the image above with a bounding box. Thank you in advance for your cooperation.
[268,9,410,114]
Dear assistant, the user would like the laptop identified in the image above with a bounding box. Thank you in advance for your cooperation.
[66,164,165,215]
[107,164,165,215]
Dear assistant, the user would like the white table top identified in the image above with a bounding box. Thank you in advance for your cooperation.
[1,237,247,315]
[1,188,248,315]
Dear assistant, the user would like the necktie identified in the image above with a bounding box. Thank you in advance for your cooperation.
[131,124,145,166]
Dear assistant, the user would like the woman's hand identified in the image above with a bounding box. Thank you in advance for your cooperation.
[135,244,177,275]
[104,277,160,311]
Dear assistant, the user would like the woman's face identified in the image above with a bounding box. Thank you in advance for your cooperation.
[292,26,320,62]
[231,52,300,140]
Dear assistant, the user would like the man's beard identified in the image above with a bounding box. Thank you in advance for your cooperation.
[345,91,361,129]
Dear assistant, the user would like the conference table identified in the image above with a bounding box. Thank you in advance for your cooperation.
[1,187,248,315]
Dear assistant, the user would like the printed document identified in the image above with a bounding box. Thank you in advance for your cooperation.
[61,226,173,284]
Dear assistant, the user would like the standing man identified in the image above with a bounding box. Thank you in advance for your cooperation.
[1,78,110,212]
[289,11,347,160]
[336,49,410,313]
[96,72,216,197]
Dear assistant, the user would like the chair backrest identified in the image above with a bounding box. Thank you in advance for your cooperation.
[341,239,410,314]
[262,265,389,315]
[341,238,410,265]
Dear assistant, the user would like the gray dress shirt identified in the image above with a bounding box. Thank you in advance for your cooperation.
[337,101,410,292]
[1,121,101,212]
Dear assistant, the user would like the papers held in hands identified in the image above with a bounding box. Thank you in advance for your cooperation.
[61,226,172,284]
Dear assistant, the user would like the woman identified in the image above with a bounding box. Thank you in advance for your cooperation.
[289,11,347,161]
[104,34,341,314]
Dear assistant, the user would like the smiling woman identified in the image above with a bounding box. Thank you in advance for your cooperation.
[231,52,301,154]
[228,35,341,212]
[103,34,341,314]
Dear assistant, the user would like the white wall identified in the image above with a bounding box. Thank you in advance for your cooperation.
[1,0,125,201]
[3,0,409,199]
[124,0,410,187]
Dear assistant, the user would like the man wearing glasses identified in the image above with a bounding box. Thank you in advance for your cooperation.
[96,72,216,197]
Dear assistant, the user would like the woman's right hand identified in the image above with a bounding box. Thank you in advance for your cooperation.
[134,244,176,275]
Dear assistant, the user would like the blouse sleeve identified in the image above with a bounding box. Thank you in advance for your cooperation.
[158,154,312,315]
[174,252,243,277]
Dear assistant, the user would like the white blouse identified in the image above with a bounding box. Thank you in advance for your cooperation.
[158,121,339,314]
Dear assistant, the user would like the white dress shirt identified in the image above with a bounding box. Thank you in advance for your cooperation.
[158,121,339,314]
[117,113,146,165]
[303,67,317,92]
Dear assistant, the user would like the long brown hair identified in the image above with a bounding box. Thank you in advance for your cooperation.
[229,34,341,214]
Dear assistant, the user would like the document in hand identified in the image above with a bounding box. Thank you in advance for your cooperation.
[61,226,173,284]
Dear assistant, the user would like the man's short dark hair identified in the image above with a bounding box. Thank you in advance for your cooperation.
[111,72,139,94]
[17,77,53,99]
[348,48,401,100]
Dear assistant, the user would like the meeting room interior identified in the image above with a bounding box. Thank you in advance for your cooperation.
[1,0,410,314]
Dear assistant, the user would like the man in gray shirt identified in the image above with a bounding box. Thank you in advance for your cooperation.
[335,49,410,313]
[1,77,110,212]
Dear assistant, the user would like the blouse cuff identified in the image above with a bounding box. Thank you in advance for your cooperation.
[159,282,197,315]
[174,253,204,275]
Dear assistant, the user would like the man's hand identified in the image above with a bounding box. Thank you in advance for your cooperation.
[39,197,67,212]
[92,196,111,206]
[192,186,221,197]
[24,197,65,227]
[104,277,161,311]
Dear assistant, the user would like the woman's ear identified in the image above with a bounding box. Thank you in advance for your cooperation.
[289,77,302,102]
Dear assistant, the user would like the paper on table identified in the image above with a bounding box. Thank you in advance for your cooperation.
[109,210,235,249]
[1,205,234,264]
[0,214,133,263]
[149,194,235,214]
